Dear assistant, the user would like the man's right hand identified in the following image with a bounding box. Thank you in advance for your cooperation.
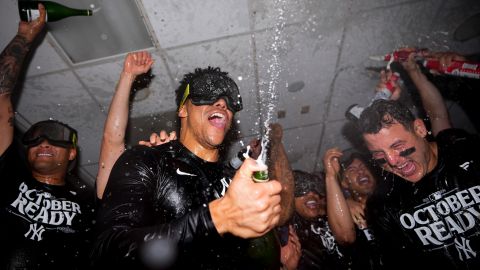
[323,147,342,177]
[122,51,154,77]
[209,158,282,238]
[18,3,46,44]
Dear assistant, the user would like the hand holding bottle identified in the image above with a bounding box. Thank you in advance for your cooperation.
[18,1,92,22]
[18,3,46,44]
[422,51,468,75]
[209,158,282,238]
[376,70,401,101]
[371,47,479,79]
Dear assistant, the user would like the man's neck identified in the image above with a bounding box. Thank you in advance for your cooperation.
[180,137,219,162]
[426,141,439,174]
[32,171,65,186]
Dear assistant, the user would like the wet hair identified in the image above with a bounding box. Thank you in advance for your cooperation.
[358,99,416,134]
[339,152,377,182]
[175,66,236,107]
[341,152,369,171]
[293,170,325,197]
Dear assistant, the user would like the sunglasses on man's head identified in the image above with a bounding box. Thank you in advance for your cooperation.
[373,147,416,165]
[178,80,243,113]
[22,120,77,148]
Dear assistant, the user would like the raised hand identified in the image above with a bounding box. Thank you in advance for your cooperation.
[425,51,467,75]
[209,158,282,238]
[280,225,301,270]
[323,147,342,176]
[123,51,154,77]
[18,3,46,43]
[376,69,402,100]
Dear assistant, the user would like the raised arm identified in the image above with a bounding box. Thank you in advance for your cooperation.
[323,147,356,245]
[401,51,452,136]
[267,123,295,226]
[0,4,45,155]
[96,51,153,199]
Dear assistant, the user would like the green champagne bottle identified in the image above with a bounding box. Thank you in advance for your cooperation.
[247,230,281,270]
[252,159,269,183]
[248,166,281,269]
[18,1,92,22]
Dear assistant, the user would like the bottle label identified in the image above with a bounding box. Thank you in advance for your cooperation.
[252,170,269,183]
[462,63,478,70]
[373,89,392,101]
[346,104,364,120]
[27,9,48,22]
[28,9,39,21]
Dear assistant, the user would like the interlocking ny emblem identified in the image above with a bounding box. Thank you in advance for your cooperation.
[25,223,45,241]
[455,237,476,261]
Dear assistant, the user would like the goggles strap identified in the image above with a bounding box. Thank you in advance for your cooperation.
[178,84,190,112]
[72,132,77,148]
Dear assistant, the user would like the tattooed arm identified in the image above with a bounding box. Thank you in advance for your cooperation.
[0,4,45,155]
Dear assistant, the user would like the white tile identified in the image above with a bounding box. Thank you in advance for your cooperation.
[255,23,343,128]
[76,52,175,118]
[316,119,358,171]
[427,1,480,54]
[251,0,349,32]
[281,124,323,173]
[0,0,20,50]
[25,35,69,77]
[350,0,416,13]
[143,0,250,48]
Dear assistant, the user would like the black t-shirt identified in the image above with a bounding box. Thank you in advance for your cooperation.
[92,140,276,269]
[367,128,480,269]
[292,213,352,270]
[0,143,95,270]
[350,224,382,270]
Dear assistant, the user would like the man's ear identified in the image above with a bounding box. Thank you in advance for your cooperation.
[413,119,427,138]
[178,104,188,118]
[68,147,77,161]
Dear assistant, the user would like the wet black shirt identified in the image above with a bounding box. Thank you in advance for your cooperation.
[350,224,382,269]
[92,141,260,269]
[0,143,95,270]
[367,129,480,269]
[292,213,352,270]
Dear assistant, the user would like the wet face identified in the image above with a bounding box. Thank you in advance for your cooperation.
[342,158,376,197]
[27,139,75,175]
[294,191,326,220]
[182,98,233,149]
[363,119,435,183]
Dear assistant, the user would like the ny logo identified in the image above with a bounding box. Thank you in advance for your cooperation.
[24,223,45,241]
[459,162,470,171]
[455,237,476,261]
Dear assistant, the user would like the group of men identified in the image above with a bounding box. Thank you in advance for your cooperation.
[1,3,479,270]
